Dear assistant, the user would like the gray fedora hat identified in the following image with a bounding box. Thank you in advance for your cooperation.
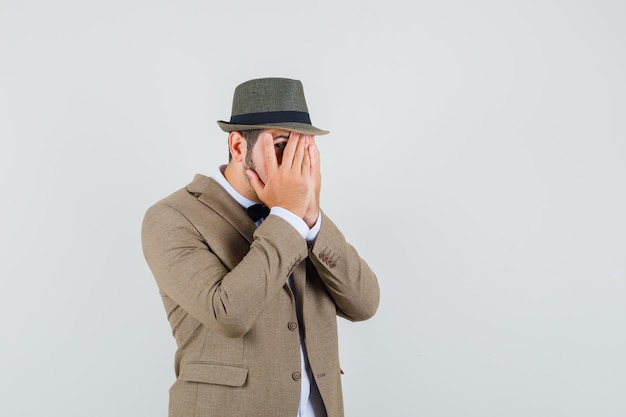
[217,77,329,135]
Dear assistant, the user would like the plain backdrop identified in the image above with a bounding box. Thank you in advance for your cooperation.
[1,1,625,416]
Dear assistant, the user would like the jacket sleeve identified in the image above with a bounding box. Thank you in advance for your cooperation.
[309,212,380,321]
[141,203,309,338]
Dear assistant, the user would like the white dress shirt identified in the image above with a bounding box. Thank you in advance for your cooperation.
[213,166,326,417]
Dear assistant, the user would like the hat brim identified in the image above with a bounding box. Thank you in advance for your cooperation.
[217,120,329,136]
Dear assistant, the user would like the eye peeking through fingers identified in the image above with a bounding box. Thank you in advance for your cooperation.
[274,140,288,164]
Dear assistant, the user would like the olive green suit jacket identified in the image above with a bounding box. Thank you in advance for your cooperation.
[141,174,380,417]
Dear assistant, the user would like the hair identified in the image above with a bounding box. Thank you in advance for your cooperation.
[228,129,263,162]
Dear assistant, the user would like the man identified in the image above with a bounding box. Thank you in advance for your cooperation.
[141,77,379,417]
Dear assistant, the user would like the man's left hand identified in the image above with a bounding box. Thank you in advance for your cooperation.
[303,135,321,228]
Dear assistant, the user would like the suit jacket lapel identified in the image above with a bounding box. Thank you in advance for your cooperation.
[187,174,257,244]
[292,260,307,326]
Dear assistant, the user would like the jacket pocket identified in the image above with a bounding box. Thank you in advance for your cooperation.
[181,361,248,387]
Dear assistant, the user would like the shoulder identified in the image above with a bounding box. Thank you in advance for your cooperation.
[145,173,221,215]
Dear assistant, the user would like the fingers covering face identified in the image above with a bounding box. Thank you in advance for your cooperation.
[280,132,302,169]
[262,133,278,171]
[262,131,318,176]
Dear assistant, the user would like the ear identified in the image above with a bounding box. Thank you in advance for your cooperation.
[228,131,246,162]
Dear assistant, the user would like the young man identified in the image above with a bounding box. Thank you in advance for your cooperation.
[141,77,379,417]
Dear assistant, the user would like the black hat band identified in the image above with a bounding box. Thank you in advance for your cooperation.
[229,110,311,126]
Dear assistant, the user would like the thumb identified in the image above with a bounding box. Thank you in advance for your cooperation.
[246,169,264,193]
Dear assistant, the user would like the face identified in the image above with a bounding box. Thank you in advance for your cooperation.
[244,128,290,184]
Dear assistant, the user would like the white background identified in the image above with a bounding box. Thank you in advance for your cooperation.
[1,1,625,416]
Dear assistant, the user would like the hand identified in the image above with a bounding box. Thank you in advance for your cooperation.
[302,136,321,228]
[246,132,313,219]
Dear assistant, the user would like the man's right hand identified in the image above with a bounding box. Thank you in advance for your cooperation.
[246,132,313,219]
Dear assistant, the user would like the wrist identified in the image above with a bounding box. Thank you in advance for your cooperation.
[304,209,320,228]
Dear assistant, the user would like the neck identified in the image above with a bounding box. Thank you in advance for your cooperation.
[223,163,261,203]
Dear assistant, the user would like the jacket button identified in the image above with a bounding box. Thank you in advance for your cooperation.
[288,321,298,331]
[292,371,302,381]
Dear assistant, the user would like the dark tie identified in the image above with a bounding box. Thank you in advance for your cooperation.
[246,204,270,222]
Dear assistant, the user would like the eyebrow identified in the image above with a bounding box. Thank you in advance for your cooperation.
[273,135,289,140]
